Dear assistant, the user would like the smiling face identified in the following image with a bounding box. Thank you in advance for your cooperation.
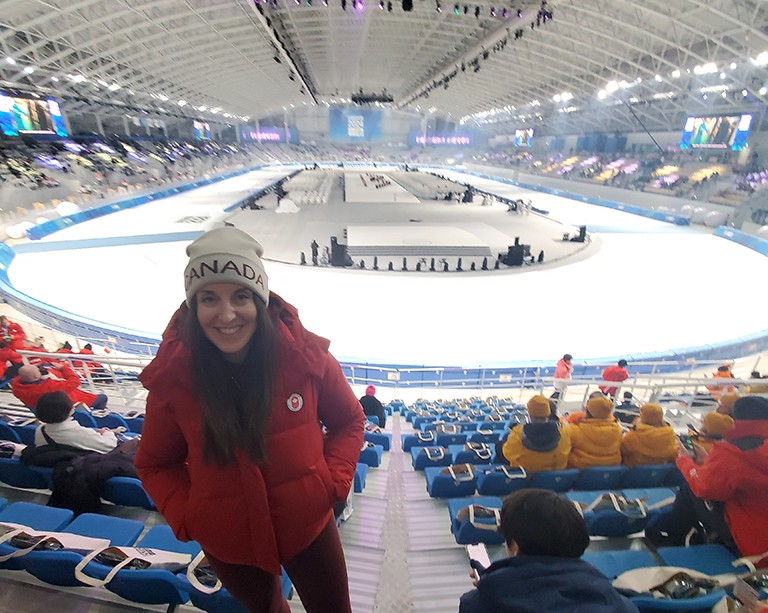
[195,282,258,363]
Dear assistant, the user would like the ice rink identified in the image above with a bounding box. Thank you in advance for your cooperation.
[7,167,768,367]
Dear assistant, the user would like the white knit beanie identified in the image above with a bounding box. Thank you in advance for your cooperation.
[184,227,269,306]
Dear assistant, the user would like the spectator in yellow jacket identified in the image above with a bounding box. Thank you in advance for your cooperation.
[716,392,740,416]
[502,395,571,473]
[621,404,677,467]
[695,412,734,453]
[568,396,623,469]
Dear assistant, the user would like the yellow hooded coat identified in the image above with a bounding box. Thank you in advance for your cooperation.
[502,422,571,473]
[568,418,623,469]
[621,423,677,467]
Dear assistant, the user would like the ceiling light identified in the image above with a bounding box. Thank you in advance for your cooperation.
[760,87,767,96]
[693,62,717,75]
[654,74,662,82]
[98,79,108,87]
[670,69,680,78]
[51,76,59,82]
[606,80,619,93]
[108,83,121,91]
[730,61,738,69]
[552,94,561,102]
[178,100,187,106]
[597,90,607,100]
[23,66,35,74]
[5,57,16,65]
[753,52,768,67]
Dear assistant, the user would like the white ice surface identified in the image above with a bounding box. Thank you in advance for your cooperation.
[8,169,767,367]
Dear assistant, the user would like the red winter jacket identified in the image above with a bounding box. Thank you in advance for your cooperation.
[677,419,768,559]
[135,293,365,574]
[599,365,629,396]
[11,363,98,408]
[0,346,22,378]
[1,320,26,349]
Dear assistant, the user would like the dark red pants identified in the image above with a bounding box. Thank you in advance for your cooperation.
[205,517,352,613]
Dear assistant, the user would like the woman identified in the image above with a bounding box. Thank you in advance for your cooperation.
[553,353,573,395]
[135,226,365,613]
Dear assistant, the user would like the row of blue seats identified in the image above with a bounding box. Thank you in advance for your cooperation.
[418,459,683,496]
[0,456,372,509]
[0,499,289,613]
[0,410,144,446]
[447,487,677,542]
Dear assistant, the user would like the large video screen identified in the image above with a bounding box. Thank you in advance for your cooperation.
[193,119,211,140]
[329,108,381,143]
[514,128,534,147]
[0,94,68,137]
[679,114,752,150]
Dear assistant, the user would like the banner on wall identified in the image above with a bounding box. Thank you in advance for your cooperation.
[329,108,381,142]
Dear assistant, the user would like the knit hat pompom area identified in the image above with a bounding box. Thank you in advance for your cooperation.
[586,396,613,419]
[639,403,664,426]
[526,395,551,419]
[702,412,734,437]
[184,226,269,306]
[717,392,740,414]
[732,396,768,421]
[365,385,376,396]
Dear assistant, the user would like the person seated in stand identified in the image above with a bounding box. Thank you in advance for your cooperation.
[621,404,677,467]
[33,391,117,453]
[716,391,740,416]
[568,396,623,469]
[614,391,640,424]
[0,340,23,387]
[459,489,639,613]
[72,343,112,383]
[600,359,629,398]
[359,385,385,429]
[56,340,74,354]
[11,362,108,410]
[646,396,768,562]
[0,315,26,349]
[693,412,734,453]
[501,395,570,473]
[565,390,606,424]
[707,364,736,399]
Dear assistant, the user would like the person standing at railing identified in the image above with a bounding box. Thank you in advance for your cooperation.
[0,314,26,350]
[553,353,573,395]
[599,359,629,398]
[135,226,364,613]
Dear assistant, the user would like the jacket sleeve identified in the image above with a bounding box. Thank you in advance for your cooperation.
[55,364,83,392]
[676,445,739,501]
[317,352,365,502]
[134,393,192,540]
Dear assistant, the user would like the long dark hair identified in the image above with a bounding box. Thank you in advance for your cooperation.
[186,295,276,466]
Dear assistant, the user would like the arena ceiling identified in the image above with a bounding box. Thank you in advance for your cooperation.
[0,0,767,134]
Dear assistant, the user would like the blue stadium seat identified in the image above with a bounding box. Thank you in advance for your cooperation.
[620,488,677,529]
[8,423,36,446]
[92,412,130,432]
[656,544,751,576]
[0,502,74,571]
[424,465,482,498]
[364,431,391,451]
[410,446,452,470]
[353,463,368,493]
[528,469,579,492]
[0,457,52,489]
[582,549,658,579]
[0,498,6,511]
[176,566,293,612]
[0,422,21,443]
[621,464,675,489]
[125,416,144,434]
[83,525,201,606]
[468,430,502,445]
[72,409,98,429]
[447,496,504,545]
[401,431,436,451]
[358,443,383,467]
[475,465,529,496]
[573,466,627,491]
[628,589,727,612]
[566,491,649,537]
[435,431,468,447]
[22,513,145,586]
[101,477,156,510]
[366,416,380,427]
[449,443,495,465]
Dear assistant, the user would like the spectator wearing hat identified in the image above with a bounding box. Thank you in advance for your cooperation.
[620,404,677,467]
[501,395,571,473]
[553,353,573,394]
[695,412,734,453]
[568,396,623,469]
[359,385,385,429]
[716,392,740,416]
[599,359,629,398]
[565,390,606,425]
[647,396,768,561]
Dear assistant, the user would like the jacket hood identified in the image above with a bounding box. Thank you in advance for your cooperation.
[470,556,637,613]
[627,422,675,455]
[140,292,330,395]
[576,418,622,447]
[521,421,562,452]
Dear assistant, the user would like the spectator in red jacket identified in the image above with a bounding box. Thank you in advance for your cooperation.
[11,362,108,410]
[553,353,573,394]
[646,396,768,564]
[0,340,23,385]
[135,226,364,613]
[0,315,26,349]
[600,359,629,397]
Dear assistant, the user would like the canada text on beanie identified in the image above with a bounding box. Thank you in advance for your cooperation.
[639,403,664,426]
[184,227,269,306]
[586,396,613,419]
[732,396,768,421]
[526,395,551,419]
[702,412,734,437]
